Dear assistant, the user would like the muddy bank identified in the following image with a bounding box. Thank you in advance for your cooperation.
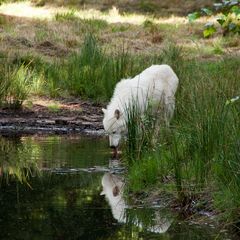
[0,97,104,136]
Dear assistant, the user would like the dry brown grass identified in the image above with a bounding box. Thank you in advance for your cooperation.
[0,1,239,61]
[32,0,216,16]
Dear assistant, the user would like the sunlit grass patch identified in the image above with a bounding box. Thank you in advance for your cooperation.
[55,9,78,21]
[0,63,32,109]
[47,102,60,112]
[0,1,187,25]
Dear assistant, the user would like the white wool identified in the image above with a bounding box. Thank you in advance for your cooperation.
[103,64,179,147]
[101,172,172,233]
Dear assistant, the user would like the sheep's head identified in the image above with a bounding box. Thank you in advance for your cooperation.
[102,108,125,151]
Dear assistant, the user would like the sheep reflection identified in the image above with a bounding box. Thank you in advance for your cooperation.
[101,171,171,234]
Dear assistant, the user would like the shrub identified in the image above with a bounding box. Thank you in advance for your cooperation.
[188,0,240,37]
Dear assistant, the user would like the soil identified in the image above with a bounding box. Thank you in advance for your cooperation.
[0,97,104,136]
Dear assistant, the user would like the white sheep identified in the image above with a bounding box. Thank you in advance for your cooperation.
[102,64,179,149]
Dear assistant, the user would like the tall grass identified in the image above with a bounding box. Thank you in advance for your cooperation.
[0,34,182,104]
[0,30,239,227]
[0,63,33,109]
[40,34,136,100]
[125,54,240,225]
[124,97,163,164]
[55,10,78,21]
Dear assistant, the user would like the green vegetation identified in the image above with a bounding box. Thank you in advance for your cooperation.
[40,34,134,99]
[0,0,239,234]
[188,0,240,37]
[0,64,33,109]
[124,54,240,227]
[139,0,158,13]
[47,102,60,112]
[55,10,78,21]
[0,137,41,185]
[0,35,182,103]
[0,28,239,232]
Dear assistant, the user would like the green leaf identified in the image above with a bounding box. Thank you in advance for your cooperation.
[203,23,217,37]
[231,6,240,15]
[188,12,201,22]
[216,15,226,25]
[201,8,213,16]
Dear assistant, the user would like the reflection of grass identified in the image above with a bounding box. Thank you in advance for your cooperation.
[0,137,41,185]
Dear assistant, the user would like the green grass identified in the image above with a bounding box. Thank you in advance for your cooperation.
[47,103,60,112]
[40,34,136,100]
[0,14,6,25]
[139,0,158,13]
[81,19,109,32]
[125,55,240,225]
[33,34,181,100]
[55,10,78,21]
[142,19,159,33]
[0,28,239,229]
[0,63,33,109]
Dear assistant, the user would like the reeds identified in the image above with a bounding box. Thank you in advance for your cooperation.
[0,63,32,109]
[125,54,240,224]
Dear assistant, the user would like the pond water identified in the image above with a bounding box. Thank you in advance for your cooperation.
[0,135,232,240]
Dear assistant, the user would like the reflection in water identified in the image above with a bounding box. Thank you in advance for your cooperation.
[101,169,171,234]
[101,172,126,223]
[0,136,232,240]
[0,136,41,185]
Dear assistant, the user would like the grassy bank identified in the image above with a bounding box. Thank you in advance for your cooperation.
[0,0,239,234]
[124,55,240,231]
[0,26,239,231]
[0,34,182,107]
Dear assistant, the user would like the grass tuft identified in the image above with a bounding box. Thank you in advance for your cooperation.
[55,10,78,21]
[0,63,32,109]
[125,55,240,225]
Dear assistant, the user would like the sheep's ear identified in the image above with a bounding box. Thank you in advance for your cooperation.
[100,190,105,196]
[114,109,120,120]
[112,186,120,197]
[102,108,107,114]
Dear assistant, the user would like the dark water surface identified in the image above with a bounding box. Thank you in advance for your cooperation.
[0,135,232,240]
